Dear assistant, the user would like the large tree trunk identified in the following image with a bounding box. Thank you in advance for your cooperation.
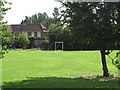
[100,49,109,77]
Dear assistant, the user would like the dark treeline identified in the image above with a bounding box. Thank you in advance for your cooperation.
[20,6,119,51]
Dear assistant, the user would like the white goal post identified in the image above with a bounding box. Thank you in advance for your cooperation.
[55,42,64,51]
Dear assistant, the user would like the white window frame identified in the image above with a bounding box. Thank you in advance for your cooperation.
[13,32,16,37]
[32,32,34,37]
[37,32,41,37]
[24,32,28,36]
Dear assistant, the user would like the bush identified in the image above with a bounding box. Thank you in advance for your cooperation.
[13,33,30,49]
[27,36,36,49]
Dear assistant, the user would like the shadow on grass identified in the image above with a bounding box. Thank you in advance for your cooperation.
[2,76,119,88]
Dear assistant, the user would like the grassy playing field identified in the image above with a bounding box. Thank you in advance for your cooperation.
[2,50,119,88]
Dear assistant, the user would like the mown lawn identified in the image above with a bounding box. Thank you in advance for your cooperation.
[2,50,119,88]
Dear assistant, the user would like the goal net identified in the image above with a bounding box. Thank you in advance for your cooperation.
[55,42,64,51]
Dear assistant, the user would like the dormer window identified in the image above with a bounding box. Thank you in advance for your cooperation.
[44,28,47,30]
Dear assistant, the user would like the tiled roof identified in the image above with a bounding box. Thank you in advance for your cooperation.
[8,24,49,32]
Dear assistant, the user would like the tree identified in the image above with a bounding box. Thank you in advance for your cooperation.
[49,23,73,50]
[2,29,14,49]
[112,51,120,69]
[16,32,30,49]
[0,0,12,58]
[60,2,120,77]
[21,10,61,29]
[27,36,36,49]
[52,7,61,24]
[21,12,54,28]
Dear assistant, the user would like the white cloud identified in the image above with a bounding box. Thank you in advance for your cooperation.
[4,0,61,24]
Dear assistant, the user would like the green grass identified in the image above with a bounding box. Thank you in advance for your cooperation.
[2,50,119,88]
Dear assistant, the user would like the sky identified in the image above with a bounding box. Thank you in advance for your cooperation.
[4,0,61,24]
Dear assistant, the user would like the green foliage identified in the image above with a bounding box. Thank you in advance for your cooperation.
[16,32,30,49]
[21,12,47,24]
[1,26,12,58]
[2,29,14,49]
[10,36,35,49]
[27,36,36,49]
[53,7,59,18]
[41,36,49,44]
[0,0,11,21]
[113,52,120,69]
[60,2,120,76]
[49,23,63,42]
[0,0,12,58]
[21,7,61,28]
[52,7,61,24]
[49,23,73,50]
[21,12,58,28]
[60,2,119,49]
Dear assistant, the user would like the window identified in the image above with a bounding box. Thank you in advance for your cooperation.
[25,32,28,36]
[28,32,31,36]
[13,32,19,37]
[34,32,37,37]
[32,32,34,37]
[37,32,41,37]
[13,32,16,37]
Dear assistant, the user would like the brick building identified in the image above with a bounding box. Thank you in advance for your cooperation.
[8,24,49,48]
